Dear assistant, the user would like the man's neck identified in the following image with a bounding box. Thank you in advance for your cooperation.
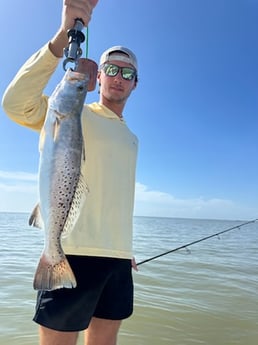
[99,97,125,119]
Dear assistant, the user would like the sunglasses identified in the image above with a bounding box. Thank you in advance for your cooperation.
[101,63,137,81]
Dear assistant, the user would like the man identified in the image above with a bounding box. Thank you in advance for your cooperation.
[2,1,139,344]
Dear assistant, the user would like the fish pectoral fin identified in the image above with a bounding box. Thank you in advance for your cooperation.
[29,203,43,229]
[53,116,60,142]
[62,174,89,238]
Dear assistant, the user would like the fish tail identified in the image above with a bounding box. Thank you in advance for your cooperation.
[33,254,77,291]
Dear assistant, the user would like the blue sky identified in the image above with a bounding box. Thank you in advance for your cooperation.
[0,0,257,220]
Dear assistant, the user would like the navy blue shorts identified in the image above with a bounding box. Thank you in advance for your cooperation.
[33,255,134,332]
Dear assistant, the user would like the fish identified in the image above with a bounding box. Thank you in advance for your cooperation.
[29,68,89,291]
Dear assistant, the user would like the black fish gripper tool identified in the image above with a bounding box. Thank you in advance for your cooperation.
[63,19,85,71]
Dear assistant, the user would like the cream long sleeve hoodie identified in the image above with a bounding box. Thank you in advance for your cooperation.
[2,43,138,259]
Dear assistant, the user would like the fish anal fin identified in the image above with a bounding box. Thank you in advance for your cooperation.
[29,203,43,229]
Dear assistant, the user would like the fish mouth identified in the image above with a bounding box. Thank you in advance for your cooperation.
[66,69,89,82]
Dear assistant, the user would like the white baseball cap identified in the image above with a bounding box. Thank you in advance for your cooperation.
[99,46,138,71]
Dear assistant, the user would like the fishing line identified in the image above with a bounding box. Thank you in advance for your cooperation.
[136,218,257,266]
[85,26,89,58]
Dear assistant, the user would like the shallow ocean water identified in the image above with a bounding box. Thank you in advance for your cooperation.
[0,213,257,344]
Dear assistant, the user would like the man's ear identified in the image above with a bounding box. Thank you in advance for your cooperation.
[97,70,101,82]
[132,80,137,90]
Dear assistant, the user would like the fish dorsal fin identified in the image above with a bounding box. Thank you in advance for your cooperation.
[29,203,43,229]
[62,174,89,238]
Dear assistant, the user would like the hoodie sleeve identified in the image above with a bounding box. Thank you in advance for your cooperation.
[2,43,60,131]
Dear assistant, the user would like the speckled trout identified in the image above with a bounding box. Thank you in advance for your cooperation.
[29,68,89,291]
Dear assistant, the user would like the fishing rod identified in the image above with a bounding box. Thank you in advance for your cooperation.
[137,218,257,266]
